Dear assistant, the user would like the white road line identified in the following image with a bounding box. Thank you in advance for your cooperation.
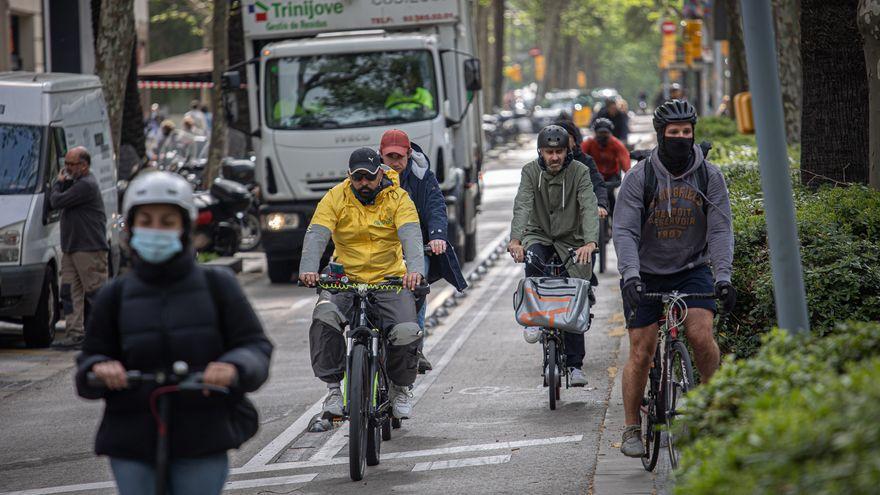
[411,454,511,472]
[289,295,317,313]
[224,473,317,491]
[1,435,583,495]
[242,232,510,469]
[309,262,520,463]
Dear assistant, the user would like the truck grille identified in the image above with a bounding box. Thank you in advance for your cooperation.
[305,178,341,193]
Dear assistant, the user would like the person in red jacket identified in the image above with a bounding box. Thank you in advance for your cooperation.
[582,118,631,215]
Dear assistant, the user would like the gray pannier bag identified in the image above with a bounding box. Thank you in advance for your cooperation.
[513,276,592,334]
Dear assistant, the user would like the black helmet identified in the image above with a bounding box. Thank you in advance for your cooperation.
[537,125,569,149]
[653,99,697,132]
[591,118,615,132]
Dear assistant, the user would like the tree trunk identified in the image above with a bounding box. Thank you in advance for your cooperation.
[475,1,492,111]
[772,0,803,145]
[724,0,748,98]
[492,0,504,109]
[801,0,869,185]
[120,43,146,163]
[227,2,251,153]
[858,0,880,190]
[205,0,229,187]
[536,0,565,98]
[94,0,135,156]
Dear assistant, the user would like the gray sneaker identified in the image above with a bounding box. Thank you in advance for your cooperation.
[55,333,85,349]
[620,425,645,457]
[569,367,587,387]
[322,387,343,417]
[389,383,414,419]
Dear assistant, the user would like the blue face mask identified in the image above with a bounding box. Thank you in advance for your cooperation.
[130,227,183,264]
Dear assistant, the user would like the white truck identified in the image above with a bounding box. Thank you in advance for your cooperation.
[238,0,484,283]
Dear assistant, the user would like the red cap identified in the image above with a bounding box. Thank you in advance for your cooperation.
[380,129,410,156]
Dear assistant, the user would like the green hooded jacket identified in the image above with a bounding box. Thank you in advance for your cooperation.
[510,159,599,279]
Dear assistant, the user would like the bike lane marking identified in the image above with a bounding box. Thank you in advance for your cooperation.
[411,454,511,472]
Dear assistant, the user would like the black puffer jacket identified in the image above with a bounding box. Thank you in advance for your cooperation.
[75,251,273,462]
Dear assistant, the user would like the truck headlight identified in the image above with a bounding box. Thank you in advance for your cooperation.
[263,213,300,231]
[0,222,23,263]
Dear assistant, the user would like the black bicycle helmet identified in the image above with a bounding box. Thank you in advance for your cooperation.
[653,99,697,132]
[537,124,569,150]
[591,117,615,132]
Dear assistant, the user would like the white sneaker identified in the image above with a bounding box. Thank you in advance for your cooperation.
[322,387,343,417]
[523,327,542,344]
[389,383,414,419]
[569,367,588,387]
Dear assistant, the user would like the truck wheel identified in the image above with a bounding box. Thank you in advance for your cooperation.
[464,219,478,262]
[23,267,59,348]
[267,257,296,284]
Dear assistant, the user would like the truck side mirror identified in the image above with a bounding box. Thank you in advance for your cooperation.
[464,58,482,92]
[221,71,241,91]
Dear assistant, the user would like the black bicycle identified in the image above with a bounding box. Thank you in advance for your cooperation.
[87,361,232,495]
[637,291,716,471]
[598,177,621,274]
[524,249,585,411]
[311,273,429,481]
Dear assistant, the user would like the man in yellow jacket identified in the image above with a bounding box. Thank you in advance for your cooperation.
[299,148,425,420]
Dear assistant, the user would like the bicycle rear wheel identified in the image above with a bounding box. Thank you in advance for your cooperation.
[665,340,694,469]
[348,344,369,481]
[547,339,558,410]
[641,350,663,471]
[598,217,608,273]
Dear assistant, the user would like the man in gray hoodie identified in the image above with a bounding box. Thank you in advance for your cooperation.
[612,100,736,457]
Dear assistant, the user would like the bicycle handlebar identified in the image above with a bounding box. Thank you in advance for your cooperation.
[642,291,716,302]
[86,361,235,394]
[299,275,430,297]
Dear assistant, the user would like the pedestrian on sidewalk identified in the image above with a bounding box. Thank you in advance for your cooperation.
[613,99,736,458]
[379,129,468,373]
[75,171,273,495]
[50,147,109,348]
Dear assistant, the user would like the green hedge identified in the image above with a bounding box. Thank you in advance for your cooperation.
[674,322,880,494]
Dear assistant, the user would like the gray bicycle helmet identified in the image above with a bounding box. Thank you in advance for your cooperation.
[537,124,569,150]
[591,117,615,132]
[122,170,198,222]
[653,99,697,132]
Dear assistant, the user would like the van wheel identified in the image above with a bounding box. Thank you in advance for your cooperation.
[23,267,59,348]
[464,218,478,262]
[267,257,295,284]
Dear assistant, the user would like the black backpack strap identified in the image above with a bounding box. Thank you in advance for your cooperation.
[201,266,228,344]
[641,159,656,227]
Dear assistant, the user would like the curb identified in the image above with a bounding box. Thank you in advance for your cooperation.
[203,256,243,273]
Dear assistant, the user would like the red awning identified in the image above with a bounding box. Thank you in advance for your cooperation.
[137,80,214,89]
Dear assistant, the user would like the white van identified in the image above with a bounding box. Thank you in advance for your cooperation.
[0,72,119,347]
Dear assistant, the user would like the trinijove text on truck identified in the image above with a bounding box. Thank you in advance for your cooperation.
[231,0,484,283]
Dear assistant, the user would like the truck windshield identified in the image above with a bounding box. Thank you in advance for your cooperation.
[0,124,42,195]
[265,50,438,130]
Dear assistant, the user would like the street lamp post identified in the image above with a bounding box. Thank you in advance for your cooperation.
[739,0,810,334]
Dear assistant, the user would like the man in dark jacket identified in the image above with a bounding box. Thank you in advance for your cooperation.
[379,129,468,373]
[50,147,109,348]
[591,98,630,144]
[555,120,609,218]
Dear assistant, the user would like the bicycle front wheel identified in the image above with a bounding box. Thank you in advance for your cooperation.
[366,361,382,466]
[665,340,694,469]
[641,350,663,471]
[348,344,369,481]
[547,339,558,410]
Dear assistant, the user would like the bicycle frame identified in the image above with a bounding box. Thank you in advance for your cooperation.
[341,287,391,418]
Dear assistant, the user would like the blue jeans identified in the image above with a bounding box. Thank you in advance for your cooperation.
[110,453,229,495]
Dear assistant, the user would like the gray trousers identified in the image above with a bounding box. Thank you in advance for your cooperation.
[309,289,422,386]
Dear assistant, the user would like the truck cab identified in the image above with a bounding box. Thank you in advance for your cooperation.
[240,0,483,283]
[0,73,119,347]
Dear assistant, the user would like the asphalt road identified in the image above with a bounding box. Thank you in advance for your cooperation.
[0,116,663,495]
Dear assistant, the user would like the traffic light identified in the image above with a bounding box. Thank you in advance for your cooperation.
[534,55,546,82]
[659,20,677,69]
[683,19,703,67]
[577,70,587,89]
[504,64,523,83]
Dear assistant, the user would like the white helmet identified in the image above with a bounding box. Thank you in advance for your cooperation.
[122,170,197,221]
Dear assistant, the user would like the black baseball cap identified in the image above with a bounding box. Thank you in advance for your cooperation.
[348,147,382,174]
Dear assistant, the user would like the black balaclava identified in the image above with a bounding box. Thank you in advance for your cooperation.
[658,128,694,176]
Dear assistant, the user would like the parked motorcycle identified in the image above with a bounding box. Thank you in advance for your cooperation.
[193,178,253,257]
[221,158,262,252]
